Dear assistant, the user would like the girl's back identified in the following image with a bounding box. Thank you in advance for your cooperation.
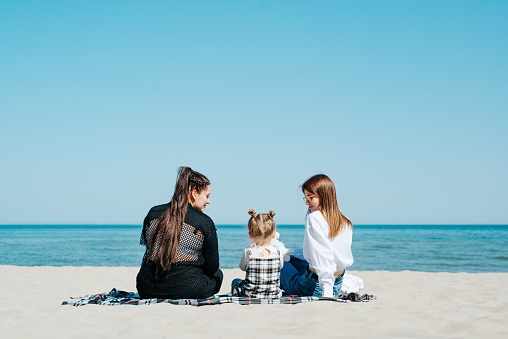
[238,245,283,298]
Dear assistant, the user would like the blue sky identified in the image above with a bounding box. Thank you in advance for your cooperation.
[1,0,507,225]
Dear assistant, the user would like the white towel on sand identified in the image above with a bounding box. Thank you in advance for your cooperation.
[340,274,364,293]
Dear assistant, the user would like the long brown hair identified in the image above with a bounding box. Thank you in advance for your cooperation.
[302,174,352,238]
[147,166,210,271]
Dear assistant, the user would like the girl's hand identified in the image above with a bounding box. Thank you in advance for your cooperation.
[249,243,256,248]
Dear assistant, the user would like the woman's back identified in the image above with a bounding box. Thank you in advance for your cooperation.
[136,203,221,299]
[303,210,353,272]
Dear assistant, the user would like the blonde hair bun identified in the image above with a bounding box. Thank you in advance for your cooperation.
[248,209,257,218]
[268,210,276,218]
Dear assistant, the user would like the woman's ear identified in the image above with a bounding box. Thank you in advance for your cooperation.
[189,189,197,202]
[248,232,253,239]
[271,230,276,238]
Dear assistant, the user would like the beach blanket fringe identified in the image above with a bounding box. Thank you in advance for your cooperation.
[62,288,376,307]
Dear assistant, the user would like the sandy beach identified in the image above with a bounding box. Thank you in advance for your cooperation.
[0,266,506,338]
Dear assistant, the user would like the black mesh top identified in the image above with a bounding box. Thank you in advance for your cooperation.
[136,203,221,299]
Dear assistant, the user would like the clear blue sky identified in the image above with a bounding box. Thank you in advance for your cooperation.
[1,1,506,225]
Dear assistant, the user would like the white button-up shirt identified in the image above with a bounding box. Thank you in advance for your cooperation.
[303,210,354,297]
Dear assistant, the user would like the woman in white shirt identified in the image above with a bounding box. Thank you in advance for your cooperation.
[280,174,353,298]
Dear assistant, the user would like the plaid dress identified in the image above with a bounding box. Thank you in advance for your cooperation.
[233,247,283,298]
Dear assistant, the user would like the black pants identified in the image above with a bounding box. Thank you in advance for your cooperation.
[211,268,223,294]
[137,268,223,299]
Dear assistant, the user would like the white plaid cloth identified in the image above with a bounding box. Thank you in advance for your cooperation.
[234,248,282,298]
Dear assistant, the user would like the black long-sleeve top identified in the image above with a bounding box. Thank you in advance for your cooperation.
[136,203,221,299]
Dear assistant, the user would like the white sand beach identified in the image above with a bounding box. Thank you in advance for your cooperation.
[0,266,507,338]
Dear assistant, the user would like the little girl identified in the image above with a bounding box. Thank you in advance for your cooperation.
[280,174,353,298]
[231,209,288,298]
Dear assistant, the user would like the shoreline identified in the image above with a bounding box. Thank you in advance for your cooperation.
[1,266,507,338]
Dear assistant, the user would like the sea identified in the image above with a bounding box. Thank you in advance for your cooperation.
[1,225,507,273]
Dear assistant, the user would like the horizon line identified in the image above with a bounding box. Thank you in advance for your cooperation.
[1,223,507,226]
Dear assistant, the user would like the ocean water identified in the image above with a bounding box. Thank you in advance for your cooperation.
[0,225,507,273]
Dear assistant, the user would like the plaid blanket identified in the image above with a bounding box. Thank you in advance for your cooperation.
[62,288,376,307]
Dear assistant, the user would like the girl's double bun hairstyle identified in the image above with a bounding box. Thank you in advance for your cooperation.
[248,209,275,219]
[247,209,276,243]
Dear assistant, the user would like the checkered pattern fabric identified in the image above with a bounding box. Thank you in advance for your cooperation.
[234,248,282,298]
[62,288,376,307]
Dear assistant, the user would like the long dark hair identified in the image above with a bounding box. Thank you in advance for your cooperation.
[147,166,210,271]
[302,174,352,238]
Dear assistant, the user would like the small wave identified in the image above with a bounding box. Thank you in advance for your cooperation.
[495,256,508,260]
[370,245,393,250]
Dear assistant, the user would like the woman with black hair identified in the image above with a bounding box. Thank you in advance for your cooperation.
[136,167,223,299]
